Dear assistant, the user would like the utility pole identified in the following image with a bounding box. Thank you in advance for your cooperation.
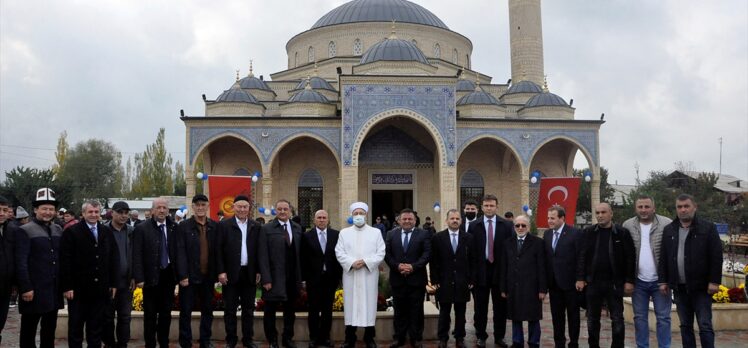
[718,137,723,176]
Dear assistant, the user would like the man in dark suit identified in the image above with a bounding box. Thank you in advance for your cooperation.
[385,208,432,348]
[468,194,512,348]
[460,199,479,234]
[217,195,261,348]
[176,194,220,348]
[430,209,475,348]
[301,209,342,348]
[543,206,585,348]
[60,200,120,348]
[133,197,178,348]
[258,199,303,348]
[0,195,15,346]
[103,201,135,348]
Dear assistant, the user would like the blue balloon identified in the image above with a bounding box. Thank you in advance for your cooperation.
[179,205,187,211]
[202,174,209,180]
[522,205,529,212]
[347,216,354,225]
[254,171,261,178]
[258,207,265,213]
[271,209,277,215]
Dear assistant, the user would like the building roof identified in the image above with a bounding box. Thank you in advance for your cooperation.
[505,80,543,94]
[312,0,449,30]
[670,170,748,194]
[457,88,502,106]
[456,79,476,92]
[524,91,569,107]
[360,37,430,65]
[288,83,332,103]
[238,75,272,91]
[294,76,336,91]
[215,86,259,103]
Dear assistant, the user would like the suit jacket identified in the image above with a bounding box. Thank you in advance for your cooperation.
[0,221,17,287]
[500,234,546,321]
[543,224,585,291]
[16,219,64,314]
[581,224,636,285]
[300,227,343,288]
[216,217,261,285]
[429,229,475,303]
[658,216,723,292]
[468,216,513,287]
[258,219,303,301]
[60,220,120,295]
[385,227,432,288]
[132,217,178,287]
[176,217,220,284]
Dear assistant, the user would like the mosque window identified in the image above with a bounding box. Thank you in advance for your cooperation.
[466,54,471,69]
[328,41,336,58]
[452,49,459,64]
[308,46,315,63]
[298,169,323,229]
[411,39,417,47]
[233,168,251,176]
[294,52,298,67]
[353,39,363,55]
[460,169,484,211]
[434,43,441,59]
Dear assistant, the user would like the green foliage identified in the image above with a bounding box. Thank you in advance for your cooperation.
[130,128,174,197]
[173,161,186,196]
[56,139,123,208]
[0,166,57,210]
[52,131,69,175]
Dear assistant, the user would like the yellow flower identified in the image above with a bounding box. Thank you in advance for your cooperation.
[333,289,344,311]
[133,287,144,311]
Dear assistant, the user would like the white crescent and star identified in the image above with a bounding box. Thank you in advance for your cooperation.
[547,185,569,201]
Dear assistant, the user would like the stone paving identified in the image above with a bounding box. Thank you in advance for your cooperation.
[3,298,748,347]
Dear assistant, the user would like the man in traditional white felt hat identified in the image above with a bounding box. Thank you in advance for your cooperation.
[335,202,386,348]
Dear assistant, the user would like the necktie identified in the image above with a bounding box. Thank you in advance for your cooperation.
[403,231,411,252]
[160,224,169,269]
[283,224,291,246]
[487,219,494,262]
[518,238,524,253]
[319,231,327,253]
[90,226,98,242]
[451,233,458,254]
[552,230,560,251]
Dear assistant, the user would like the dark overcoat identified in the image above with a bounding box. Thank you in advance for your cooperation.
[429,229,475,303]
[216,217,261,285]
[175,216,220,284]
[60,220,120,295]
[132,217,178,287]
[258,219,302,301]
[468,217,513,287]
[16,219,64,314]
[500,233,547,321]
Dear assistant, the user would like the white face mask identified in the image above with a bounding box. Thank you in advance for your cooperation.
[352,215,366,227]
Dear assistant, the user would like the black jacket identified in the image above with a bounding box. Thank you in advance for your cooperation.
[385,227,432,288]
[581,224,636,284]
[300,227,343,287]
[658,216,722,291]
[0,221,17,287]
[543,224,585,291]
[501,234,546,321]
[16,218,64,314]
[468,216,513,287]
[216,216,260,285]
[132,217,178,287]
[60,220,120,295]
[176,217,220,284]
[429,229,475,303]
[258,219,303,301]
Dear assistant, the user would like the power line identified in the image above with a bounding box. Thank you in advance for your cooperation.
[0,144,186,155]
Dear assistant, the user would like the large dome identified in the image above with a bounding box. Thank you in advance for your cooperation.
[312,0,448,30]
[360,37,429,65]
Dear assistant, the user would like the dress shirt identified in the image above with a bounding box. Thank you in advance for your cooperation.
[237,217,248,266]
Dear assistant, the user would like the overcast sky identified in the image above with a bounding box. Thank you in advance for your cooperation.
[1,0,746,186]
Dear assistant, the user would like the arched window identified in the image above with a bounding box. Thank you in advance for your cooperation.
[233,168,251,176]
[411,39,418,47]
[466,54,471,69]
[308,46,315,63]
[433,43,441,58]
[298,169,323,229]
[294,52,298,67]
[460,169,484,210]
[452,49,459,64]
[353,39,363,55]
[328,41,336,58]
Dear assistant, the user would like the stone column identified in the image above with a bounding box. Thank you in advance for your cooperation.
[185,167,196,216]
[339,166,359,227]
[520,177,530,211]
[438,165,458,231]
[591,176,601,224]
[261,174,273,211]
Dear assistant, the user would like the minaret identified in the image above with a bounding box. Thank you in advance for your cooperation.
[508,0,544,86]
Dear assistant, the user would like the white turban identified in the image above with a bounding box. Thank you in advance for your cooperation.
[349,202,369,215]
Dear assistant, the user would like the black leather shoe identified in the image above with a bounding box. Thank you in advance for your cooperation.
[389,343,404,348]
[269,342,280,348]
[411,341,423,348]
[437,341,448,348]
[496,340,509,348]
[365,340,378,348]
[244,343,258,348]
[318,340,333,348]
[455,339,466,348]
[309,343,317,348]
[283,339,298,348]
[340,343,355,348]
[476,339,487,348]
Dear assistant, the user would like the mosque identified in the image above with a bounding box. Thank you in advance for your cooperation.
[181,0,603,228]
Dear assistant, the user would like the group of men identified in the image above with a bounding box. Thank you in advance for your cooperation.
[0,188,724,348]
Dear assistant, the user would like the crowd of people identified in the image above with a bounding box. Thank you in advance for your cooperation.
[0,188,723,348]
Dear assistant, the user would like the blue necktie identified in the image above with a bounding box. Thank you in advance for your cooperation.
[552,230,560,251]
[451,233,458,254]
[403,231,411,252]
[160,224,169,269]
[90,225,98,242]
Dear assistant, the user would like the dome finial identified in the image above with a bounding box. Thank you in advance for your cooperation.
[543,74,549,92]
[236,69,240,82]
[305,76,312,90]
[459,66,466,79]
[474,71,481,91]
[249,59,254,78]
[389,20,398,39]
[313,61,319,77]
[520,68,527,82]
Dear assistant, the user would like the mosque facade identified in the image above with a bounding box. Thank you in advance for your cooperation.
[182,0,603,228]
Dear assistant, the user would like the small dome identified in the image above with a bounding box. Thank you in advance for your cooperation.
[456,79,476,92]
[457,88,501,106]
[524,92,569,107]
[295,76,336,91]
[360,37,429,65]
[288,84,331,104]
[312,0,448,30]
[216,86,259,104]
[505,80,543,94]
[238,75,271,91]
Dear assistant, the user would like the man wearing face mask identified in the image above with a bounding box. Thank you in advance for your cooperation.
[335,202,386,348]
[460,200,479,233]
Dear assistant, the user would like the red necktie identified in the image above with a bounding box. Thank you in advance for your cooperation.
[487,219,494,263]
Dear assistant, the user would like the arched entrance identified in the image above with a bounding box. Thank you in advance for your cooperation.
[457,137,523,215]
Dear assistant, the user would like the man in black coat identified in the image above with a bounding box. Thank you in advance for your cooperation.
[258,199,303,348]
[385,208,432,348]
[300,209,342,348]
[103,201,136,348]
[133,197,178,348]
[581,203,635,348]
[217,195,261,348]
[176,194,220,348]
[658,194,722,348]
[60,200,120,348]
[468,194,513,348]
[543,206,585,348]
[0,195,16,346]
[429,209,475,348]
[500,215,546,348]
[459,199,479,234]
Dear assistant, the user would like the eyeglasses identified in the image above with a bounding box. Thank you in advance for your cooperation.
[514,224,528,228]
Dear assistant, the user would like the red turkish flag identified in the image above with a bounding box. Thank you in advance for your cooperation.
[536,177,581,228]
[207,175,252,221]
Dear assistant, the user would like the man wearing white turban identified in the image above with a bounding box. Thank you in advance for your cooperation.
[335,202,386,348]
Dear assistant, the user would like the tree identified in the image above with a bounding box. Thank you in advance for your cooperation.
[130,128,173,197]
[173,161,186,196]
[56,139,123,208]
[52,131,69,175]
[0,166,57,210]
[575,167,615,214]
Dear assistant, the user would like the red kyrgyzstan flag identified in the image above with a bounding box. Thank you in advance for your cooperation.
[207,175,252,221]
[536,177,581,228]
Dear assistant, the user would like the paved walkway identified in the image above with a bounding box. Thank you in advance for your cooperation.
[3,298,748,347]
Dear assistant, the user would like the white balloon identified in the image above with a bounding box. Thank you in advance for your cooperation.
[433,205,441,213]
[264,209,271,216]
[527,209,533,216]
[530,176,537,184]
[585,175,592,182]
[251,175,258,182]
[196,172,204,179]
